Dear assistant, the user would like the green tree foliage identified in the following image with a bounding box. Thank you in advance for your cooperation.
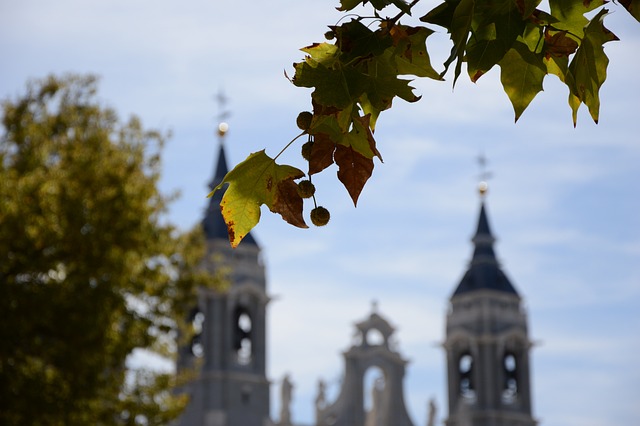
[212,0,639,247]
[0,75,208,425]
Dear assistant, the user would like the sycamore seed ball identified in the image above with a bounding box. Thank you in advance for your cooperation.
[310,206,330,227]
[297,180,316,198]
[301,141,314,161]
[296,111,313,131]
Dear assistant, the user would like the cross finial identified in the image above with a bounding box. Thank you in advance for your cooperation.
[477,152,492,197]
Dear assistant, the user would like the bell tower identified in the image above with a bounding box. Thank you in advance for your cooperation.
[177,120,271,426]
[316,304,415,426]
[444,182,536,426]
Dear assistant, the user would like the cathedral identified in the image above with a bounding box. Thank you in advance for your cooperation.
[176,126,537,426]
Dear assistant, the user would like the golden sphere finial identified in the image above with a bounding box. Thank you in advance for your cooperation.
[218,122,229,137]
[478,180,488,196]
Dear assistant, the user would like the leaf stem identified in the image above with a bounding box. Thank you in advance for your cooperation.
[335,13,369,26]
[274,131,306,161]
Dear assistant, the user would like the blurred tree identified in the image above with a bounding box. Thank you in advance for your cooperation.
[0,75,210,425]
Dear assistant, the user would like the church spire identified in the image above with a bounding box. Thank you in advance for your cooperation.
[201,121,258,245]
[451,175,517,297]
[443,165,536,426]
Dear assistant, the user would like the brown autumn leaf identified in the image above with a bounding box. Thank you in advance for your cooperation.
[309,133,337,175]
[334,144,374,206]
[544,30,579,58]
[271,178,308,228]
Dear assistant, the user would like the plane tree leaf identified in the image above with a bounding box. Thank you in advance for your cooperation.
[499,41,546,121]
[548,0,606,39]
[566,8,619,125]
[293,61,366,109]
[389,25,443,79]
[544,29,579,58]
[467,2,529,80]
[443,0,475,85]
[332,20,393,61]
[466,24,509,82]
[364,57,422,110]
[301,42,339,67]
[211,150,307,247]
[335,144,375,206]
[308,133,338,175]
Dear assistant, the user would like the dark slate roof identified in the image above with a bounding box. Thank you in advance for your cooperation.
[452,202,518,297]
[201,143,258,246]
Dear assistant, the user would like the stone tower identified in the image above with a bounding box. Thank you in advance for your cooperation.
[316,305,415,426]
[444,190,536,426]
[177,124,271,426]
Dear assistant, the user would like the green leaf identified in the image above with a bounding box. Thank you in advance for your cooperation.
[332,20,393,61]
[212,151,307,247]
[293,60,367,109]
[544,55,569,82]
[466,24,506,81]
[549,0,606,38]
[568,91,582,126]
[301,42,339,67]
[310,110,347,143]
[447,0,476,85]
[498,41,546,121]
[466,0,528,81]
[389,25,443,79]
[420,0,457,28]
[364,56,422,110]
[566,8,619,124]
[343,114,382,161]
[357,92,381,130]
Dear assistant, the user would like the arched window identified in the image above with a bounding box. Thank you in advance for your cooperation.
[366,328,385,346]
[186,306,205,358]
[502,351,518,403]
[233,306,252,365]
[458,351,475,399]
[363,366,386,424]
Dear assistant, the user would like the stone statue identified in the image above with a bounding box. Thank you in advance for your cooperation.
[365,377,386,426]
[315,379,327,412]
[427,398,437,426]
[280,374,293,425]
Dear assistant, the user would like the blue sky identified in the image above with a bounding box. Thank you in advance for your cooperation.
[2,1,639,425]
